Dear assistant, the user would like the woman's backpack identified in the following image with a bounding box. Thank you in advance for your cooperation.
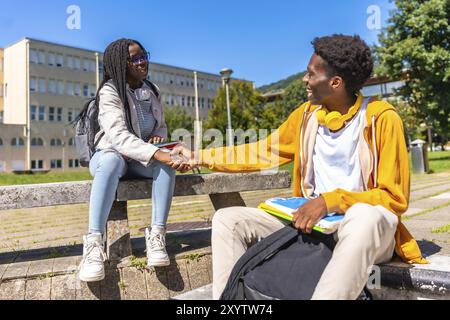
[220,226,372,300]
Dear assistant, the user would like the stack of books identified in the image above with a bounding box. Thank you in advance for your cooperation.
[258,197,344,234]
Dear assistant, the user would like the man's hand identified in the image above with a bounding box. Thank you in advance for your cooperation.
[171,144,199,169]
[153,150,191,173]
[292,196,328,234]
[148,136,165,144]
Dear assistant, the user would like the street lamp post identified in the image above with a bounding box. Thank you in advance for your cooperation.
[220,68,233,146]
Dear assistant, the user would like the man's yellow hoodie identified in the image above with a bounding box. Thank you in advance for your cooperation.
[200,94,427,264]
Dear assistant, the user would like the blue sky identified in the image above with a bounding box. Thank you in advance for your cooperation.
[0,0,396,87]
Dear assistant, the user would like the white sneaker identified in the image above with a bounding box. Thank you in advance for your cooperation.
[145,226,170,267]
[78,233,107,282]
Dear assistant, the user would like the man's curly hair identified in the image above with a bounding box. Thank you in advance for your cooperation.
[312,34,374,95]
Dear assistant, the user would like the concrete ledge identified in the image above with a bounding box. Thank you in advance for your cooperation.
[378,254,450,296]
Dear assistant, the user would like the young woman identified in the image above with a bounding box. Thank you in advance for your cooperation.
[78,39,190,282]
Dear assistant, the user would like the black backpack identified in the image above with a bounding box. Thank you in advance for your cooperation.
[73,80,160,167]
[220,225,373,300]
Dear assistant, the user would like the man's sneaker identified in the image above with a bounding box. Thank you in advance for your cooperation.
[78,233,107,282]
[145,226,170,267]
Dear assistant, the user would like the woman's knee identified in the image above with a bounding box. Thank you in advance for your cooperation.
[95,151,126,176]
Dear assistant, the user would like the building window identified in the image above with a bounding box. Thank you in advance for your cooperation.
[49,80,56,95]
[74,83,81,96]
[68,137,76,146]
[31,160,44,170]
[49,107,55,121]
[38,51,46,64]
[83,84,89,97]
[57,80,64,95]
[57,107,63,122]
[30,49,38,64]
[69,159,80,168]
[56,54,63,67]
[90,60,96,72]
[51,159,62,169]
[74,57,81,70]
[39,78,46,94]
[68,111,73,122]
[48,53,55,66]
[30,77,37,92]
[66,56,73,69]
[181,96,185,107]
[11,137,25,146]
[39,106,45,121]
[31,138,44,146]
[50,138,62,146]
[0,138,3,146]
[83,59,89,71]
[66,82,73,96]
[31,105,37,121]
[90,84,96,97]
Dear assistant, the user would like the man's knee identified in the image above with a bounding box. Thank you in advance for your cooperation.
[343,203,398,245]
[212,207,242,230]
[345,203,386,227]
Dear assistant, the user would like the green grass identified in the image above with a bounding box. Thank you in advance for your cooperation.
[0,171,93,186]
[426,150,450,173]
[431,224,450,234]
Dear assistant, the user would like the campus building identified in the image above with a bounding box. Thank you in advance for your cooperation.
[0,38,252,173]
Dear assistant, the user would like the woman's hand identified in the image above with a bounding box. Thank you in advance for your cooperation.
[148,136,165,144]
[171,145,199,168]
[153,150,191,173]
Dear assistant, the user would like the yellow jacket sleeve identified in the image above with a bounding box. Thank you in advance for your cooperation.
[200,104,305,172]
[321,110,410,216]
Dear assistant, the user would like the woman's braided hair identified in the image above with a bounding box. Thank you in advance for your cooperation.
[92,38,147,135]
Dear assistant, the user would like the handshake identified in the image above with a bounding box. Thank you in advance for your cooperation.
[153,143,199,173]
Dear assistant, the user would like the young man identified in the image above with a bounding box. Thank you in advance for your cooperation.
[176,34,427,300]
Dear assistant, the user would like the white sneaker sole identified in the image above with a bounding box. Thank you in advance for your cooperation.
[78,271,105,282]
[147,258,170,267]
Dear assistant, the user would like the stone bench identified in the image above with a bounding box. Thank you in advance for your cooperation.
[0,171,291,261]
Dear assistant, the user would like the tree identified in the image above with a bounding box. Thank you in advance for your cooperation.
[164,106,193,135]
[375,0,450,144]
[205,81,264,135]
[258,79,308,130]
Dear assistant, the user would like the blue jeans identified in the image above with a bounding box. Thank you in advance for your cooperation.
[88,150,176,234]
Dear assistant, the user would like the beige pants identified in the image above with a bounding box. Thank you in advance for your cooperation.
[211,203,398,300]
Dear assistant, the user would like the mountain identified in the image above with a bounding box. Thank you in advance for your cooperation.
[258,71,306,93]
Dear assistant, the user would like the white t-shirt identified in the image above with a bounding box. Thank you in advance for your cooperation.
[312,98,369,197]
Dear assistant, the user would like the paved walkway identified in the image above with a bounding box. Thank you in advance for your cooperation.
[0,171,449,299]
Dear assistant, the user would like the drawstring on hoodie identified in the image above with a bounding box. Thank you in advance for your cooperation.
[371,115,378,188]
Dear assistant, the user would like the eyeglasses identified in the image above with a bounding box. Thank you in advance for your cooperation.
[128,52,150,65]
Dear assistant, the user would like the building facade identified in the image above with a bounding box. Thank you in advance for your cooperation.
[0,38,250,173]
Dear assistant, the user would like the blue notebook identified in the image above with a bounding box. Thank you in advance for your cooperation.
[264,197,344,234]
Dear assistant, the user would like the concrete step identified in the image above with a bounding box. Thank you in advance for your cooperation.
[172,284,212,300]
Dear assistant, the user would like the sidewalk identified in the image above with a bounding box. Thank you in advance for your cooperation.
[0,171,449,299]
